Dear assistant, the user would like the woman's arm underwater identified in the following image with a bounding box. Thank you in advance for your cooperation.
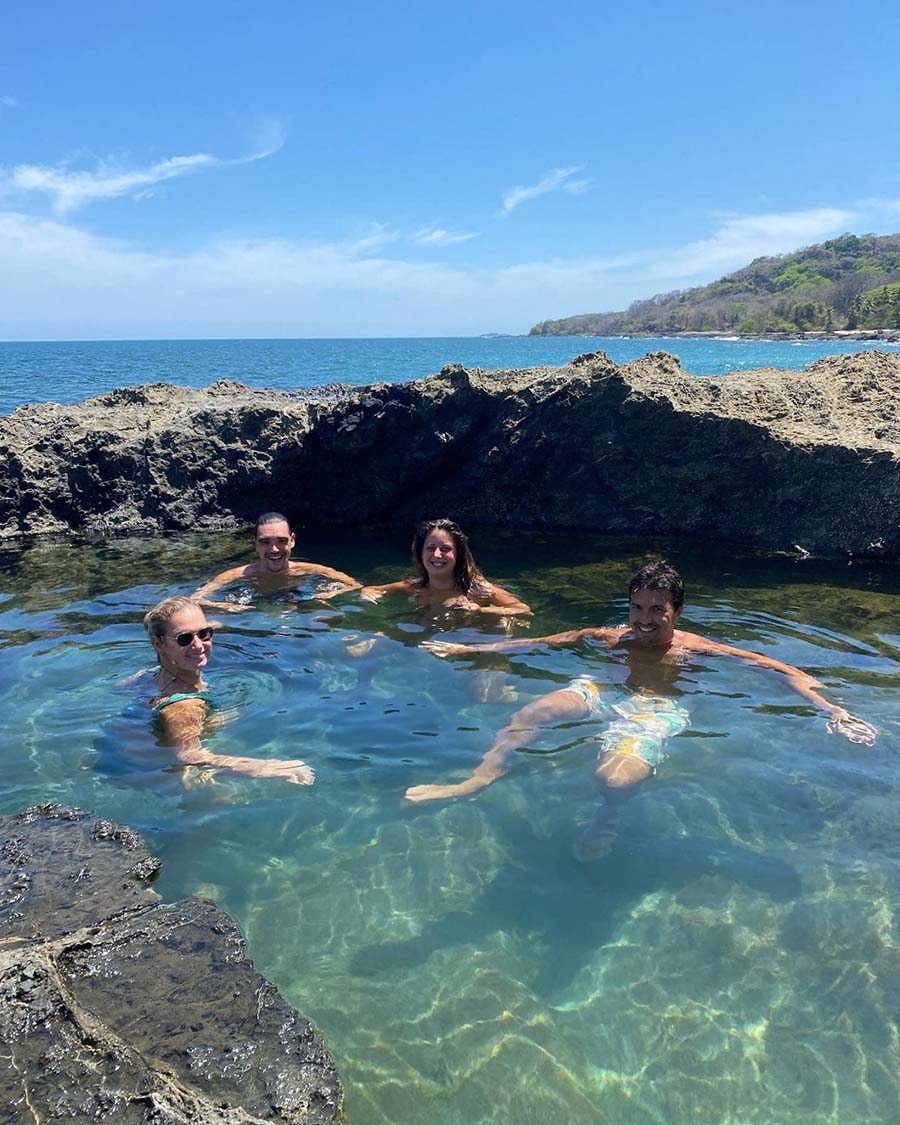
[422,625,619,658]
[155,697,315,782]
[451,581,533,617]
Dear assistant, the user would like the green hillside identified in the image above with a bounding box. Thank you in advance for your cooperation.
[530,233,900,336]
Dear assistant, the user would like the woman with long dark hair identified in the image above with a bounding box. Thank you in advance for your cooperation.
[359,519,531,617]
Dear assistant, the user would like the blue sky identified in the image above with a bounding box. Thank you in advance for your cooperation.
[1,0,899,339]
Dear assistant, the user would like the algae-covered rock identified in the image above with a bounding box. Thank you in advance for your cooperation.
[0,805,343,1124]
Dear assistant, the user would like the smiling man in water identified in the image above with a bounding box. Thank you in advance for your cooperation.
[194,511,361,612]
[407,560,876,806]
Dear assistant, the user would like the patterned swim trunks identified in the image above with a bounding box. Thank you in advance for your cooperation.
[566,677,690,770]
[566,675,609,719]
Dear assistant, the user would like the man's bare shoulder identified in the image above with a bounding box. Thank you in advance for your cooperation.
[219,562,259,581]
[675,629,742,656]
[288,560,329,575]
[197,562,257,590]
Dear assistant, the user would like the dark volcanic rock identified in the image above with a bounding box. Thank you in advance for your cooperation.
[0,805,343,1124]
[3,351,900,557]
[0,803,161,944]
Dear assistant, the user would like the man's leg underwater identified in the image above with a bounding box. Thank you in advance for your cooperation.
[571,749,652,861]
[576,697,689,860]
[596,750,652,788]
[405,688,590,803]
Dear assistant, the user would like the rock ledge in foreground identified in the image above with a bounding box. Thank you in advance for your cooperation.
[5,350,900,557]
[0,803,343,1124]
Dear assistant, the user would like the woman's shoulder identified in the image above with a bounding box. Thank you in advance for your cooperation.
[117,666,157,691]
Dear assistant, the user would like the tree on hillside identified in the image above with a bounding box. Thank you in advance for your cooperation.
[529,231,900,336]
[830,274,869,317]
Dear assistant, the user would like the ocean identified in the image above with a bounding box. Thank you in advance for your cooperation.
[1,334,898,415]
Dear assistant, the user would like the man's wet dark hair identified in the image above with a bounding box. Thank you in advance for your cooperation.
[255,512,292,538]
[411,518,482,593]
[628,560,685,612]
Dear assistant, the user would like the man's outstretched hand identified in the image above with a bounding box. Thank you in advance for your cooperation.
[421,640,473,658]
[827,710,877,746]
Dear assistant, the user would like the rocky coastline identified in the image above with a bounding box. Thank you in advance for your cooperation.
[530,329,900,343]
[3,348,900,559]
[636,329,900,343]
[0,804,343,1124]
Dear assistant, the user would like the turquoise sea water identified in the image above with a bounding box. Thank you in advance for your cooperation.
[2,335,900,415]
[3,527,900,1123]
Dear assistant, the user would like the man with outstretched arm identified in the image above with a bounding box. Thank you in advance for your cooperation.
[407,561,876,806]
[194,511,361,613]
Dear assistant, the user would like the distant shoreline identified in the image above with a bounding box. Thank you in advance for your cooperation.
[528,328,900,343]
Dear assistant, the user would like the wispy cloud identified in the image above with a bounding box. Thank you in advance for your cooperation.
[0,197,897,339]
[0,123,287,214]
[647,206,856,282]
[500,165,590,215]
[345,223,398,254]
[244,115,288,161]
[0,95,21,110]
[410,226,478,247]
[4,154,218,214]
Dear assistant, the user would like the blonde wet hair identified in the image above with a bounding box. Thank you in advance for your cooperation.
[143,596,204,641]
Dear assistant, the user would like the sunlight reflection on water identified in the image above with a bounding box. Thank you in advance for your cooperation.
[2,528,900,1123]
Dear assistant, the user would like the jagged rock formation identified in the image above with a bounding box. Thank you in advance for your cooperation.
[2,349,900,558]
[0,804,343,1124]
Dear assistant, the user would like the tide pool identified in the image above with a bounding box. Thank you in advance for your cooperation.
[2,335,899,415]
[2,527,899,1123]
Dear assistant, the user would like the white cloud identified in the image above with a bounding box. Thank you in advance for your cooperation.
[0,95,20,109]
[857,196,900,221]
[500,165,590,215]
[0,198,897,339]
[244,115,288,161]
[344,223,399,254]
[0,210,478,338]
[648,207,856,282]
[3,154,218,214]
[0,124,287,214]
[410,226,478,246]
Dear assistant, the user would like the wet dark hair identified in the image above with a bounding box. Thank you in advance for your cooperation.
[412,518,482,593]
[255,512,292,538]
[628,560,685,612]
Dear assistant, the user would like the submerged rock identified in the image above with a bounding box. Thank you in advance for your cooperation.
[3,350,900,557]
[0,804,343,1124]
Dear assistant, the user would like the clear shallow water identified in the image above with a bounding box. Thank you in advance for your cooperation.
[3,528,900,1123]
[2,335,900,415]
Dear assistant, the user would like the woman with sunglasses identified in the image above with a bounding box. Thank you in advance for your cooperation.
[144,596,313,784]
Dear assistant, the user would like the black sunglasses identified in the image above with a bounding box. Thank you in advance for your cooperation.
[173,627,214,647]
